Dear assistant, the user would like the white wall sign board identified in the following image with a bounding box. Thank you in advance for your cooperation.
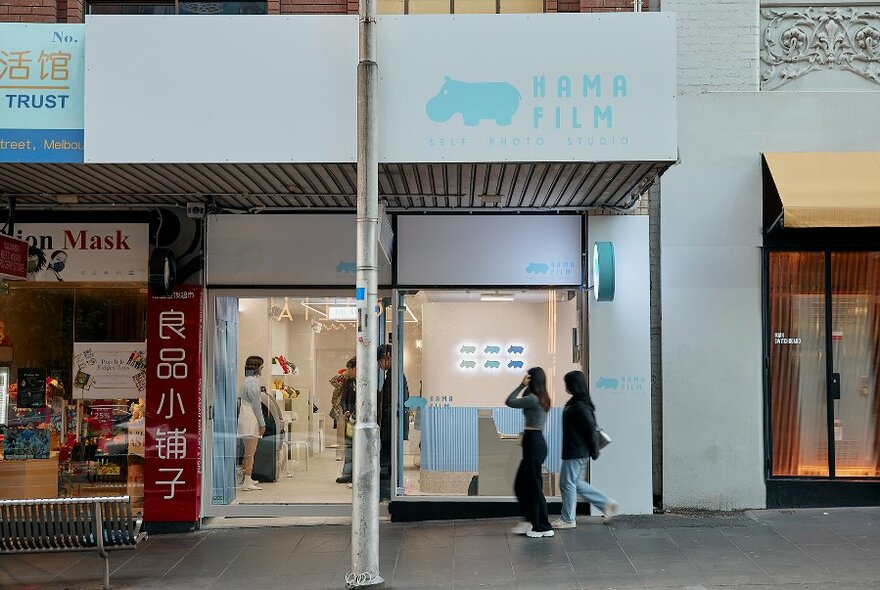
[588,216,652,514]
[380,14,677,163]
[73,342,147,399]
[84,16,358,163]
[17,223,148,281]
[207,214,392,286]
[397,215,582,286]
[84,14,676,164]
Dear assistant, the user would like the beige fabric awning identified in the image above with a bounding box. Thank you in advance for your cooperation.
[764,152,880,228]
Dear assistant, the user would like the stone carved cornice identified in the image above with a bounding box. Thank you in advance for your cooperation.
[761,6,880,89]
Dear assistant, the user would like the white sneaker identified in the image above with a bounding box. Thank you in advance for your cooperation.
[248,477,260,486]
[603,500,619,524]
[550,518,576,529]
[240,480,262,491]
[526,529,555,538]
[510,521,532,535]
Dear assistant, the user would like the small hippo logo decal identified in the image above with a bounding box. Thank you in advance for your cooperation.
[484,360,501,369]
[426,76,521,127]
[508,345,524,355]
[336,261,356,273]
[460,345,477,354]
[596,377,619,390]
[484,345,501,354]
[526,262,549,275]
[508,360,525,369]
[460,360,477,369]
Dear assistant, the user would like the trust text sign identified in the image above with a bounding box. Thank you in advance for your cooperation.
[144,286,203,522]
[0,24,84,163]
[379,13,677,163]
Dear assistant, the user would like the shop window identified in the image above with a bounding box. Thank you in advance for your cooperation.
[86,0,267,15]
[0,285,147,510]
[379,0,543,14]
[399,289,580,497]
[769,251,880,479]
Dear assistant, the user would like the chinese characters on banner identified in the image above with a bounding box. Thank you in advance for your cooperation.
[144,286,203,522]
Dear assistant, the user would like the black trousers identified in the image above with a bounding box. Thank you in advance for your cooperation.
[514,430,551,532]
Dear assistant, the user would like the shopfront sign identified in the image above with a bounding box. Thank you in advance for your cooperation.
[0,24,85,163]
[144,285,203,522]
[15,223,148,282]
[0,234,28,280]
[72,342,147,400]
[397,214,582,286]
[84,14,676,164]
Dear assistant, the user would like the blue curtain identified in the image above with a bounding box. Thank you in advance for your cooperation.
[212,297,239,506]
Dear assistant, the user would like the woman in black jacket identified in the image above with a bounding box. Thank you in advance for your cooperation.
[551,370,619,529]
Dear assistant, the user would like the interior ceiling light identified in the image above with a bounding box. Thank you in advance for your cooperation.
[479,194,503,205]
[480,292,515,302]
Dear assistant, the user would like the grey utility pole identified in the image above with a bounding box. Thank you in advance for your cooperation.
[348,0,383,586]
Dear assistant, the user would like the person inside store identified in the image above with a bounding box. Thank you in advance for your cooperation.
[551,370,619,529]
[377,344,409,500]
[337,357,357,485]
[238,355,266,492]
[505,368,554,538]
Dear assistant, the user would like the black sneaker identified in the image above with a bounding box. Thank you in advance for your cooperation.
[336,476,352,484]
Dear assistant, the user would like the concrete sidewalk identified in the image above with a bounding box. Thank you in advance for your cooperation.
[1,508,879,590]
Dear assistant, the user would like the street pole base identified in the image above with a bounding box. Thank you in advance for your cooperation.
[345,573,385,589]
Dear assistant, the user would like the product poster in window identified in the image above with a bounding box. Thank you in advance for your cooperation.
[73,342,147,399]
[17,367,46,408]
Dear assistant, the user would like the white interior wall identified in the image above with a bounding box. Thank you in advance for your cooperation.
[661,92,880,510]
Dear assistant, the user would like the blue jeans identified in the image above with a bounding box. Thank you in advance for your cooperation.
[560,457,610,523]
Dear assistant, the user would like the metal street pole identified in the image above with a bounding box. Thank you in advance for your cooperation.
[349,0,383,586]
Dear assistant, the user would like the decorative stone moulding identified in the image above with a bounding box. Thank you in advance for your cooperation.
[761,5,880,89]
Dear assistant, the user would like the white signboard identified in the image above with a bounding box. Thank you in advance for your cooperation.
[16,223,148,281]
[84,14,676,164]
[73,342,147,399]
[84,15,358,164]
[207,214,392,286]
[380,14,677,163]
[397,215,582,286]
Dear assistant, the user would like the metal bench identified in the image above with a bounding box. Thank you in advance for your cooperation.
[0,496,146,590]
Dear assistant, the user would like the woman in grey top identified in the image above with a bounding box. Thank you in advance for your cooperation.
[505,367,553,538]
[238,355,266,491]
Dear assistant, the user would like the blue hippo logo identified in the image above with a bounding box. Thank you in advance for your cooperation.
[595,377,619,390]
[526,262,549,275]
[507,360,524,369]
[460,345,477,354]
[508,345,524,355]
[336,261,356,273]
[460,360,477,369]
[484,360,501,369]
[426,76,521,127]
[484,345,501,354]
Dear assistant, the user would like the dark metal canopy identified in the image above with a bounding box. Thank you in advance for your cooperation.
[0,161,671,211]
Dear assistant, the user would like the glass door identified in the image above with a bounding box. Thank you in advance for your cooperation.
[768,251,880,479]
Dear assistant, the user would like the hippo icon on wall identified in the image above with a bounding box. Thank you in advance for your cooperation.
[460,345,477,354]
[526,262,549,275]
[484,360,502,369]
[507,360,525,369]
[460,360,477,369]
[484,345,501,354]
[426,76,521,127]
[596,377,620,390]
[508,345,524,355]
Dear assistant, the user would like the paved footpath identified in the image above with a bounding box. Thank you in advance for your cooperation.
[1,508,880,590]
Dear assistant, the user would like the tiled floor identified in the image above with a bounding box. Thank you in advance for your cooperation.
[1,508,879,589]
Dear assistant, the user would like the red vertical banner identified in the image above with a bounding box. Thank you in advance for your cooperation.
[144,285,203,522]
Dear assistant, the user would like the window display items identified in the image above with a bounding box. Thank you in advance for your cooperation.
[17,368,47,409]
[3,426,50,460]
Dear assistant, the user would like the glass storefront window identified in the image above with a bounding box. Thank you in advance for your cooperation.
[398,289,580,497]
[211,295,383,507]
[0,285,147,510]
